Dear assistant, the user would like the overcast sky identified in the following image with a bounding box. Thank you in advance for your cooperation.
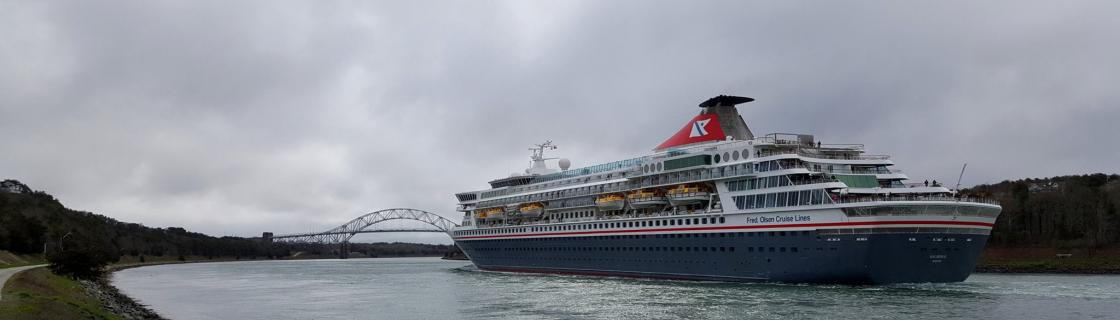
[2,1,1117,244]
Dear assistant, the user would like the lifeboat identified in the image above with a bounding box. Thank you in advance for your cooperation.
[666,184,711,206]
[519,202,544,217]
[595,194,626,211]
[478,207,504,221]
[627,189,668,209]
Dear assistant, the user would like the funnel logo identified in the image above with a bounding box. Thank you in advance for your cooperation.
[654,114,725,150]
[690,119,711,137]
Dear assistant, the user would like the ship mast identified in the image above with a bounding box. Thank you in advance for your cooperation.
[526,141,558,175]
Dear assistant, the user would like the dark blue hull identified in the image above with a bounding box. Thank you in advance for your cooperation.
[455,230,989,284]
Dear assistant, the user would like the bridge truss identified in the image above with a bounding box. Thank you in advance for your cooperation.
[269,208,459,244]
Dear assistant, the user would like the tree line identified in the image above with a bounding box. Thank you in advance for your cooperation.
[0,180,453,278]
[963,173,1119,248]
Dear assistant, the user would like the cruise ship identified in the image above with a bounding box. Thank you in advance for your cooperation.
[449,95,1001,284]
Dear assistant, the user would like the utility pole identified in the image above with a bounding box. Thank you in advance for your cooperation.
[59,231,73,252]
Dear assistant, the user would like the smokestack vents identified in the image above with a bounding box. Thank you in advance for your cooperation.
[699,95,754,140]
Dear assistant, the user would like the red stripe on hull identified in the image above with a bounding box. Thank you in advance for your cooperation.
[455,220,994,240]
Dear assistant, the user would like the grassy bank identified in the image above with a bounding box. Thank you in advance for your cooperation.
[0,251,44,269]
[976,247,1120,274]
[0,268,119,320]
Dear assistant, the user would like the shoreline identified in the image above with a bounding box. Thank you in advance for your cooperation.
[81,259,246,320]
[93,255,459,319]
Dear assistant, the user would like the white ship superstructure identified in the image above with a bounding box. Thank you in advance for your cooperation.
[449,95,1000,284]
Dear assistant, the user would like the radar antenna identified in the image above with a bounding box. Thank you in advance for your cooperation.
[525,141,559,175]
[529,141,558,162]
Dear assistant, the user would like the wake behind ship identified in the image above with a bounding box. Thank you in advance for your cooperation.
[449,95,1001,284]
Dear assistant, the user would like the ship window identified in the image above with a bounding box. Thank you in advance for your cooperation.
[732,151,740,160]
[743,149,750,158]
[714,154,721,163]
[693,218,699,225]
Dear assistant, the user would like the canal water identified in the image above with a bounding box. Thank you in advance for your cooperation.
[113,257,1120,320]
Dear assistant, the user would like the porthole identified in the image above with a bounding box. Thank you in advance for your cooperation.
[656,163,662,171]
[714,154,721,163]
[732,151,740,160]
[743,149,751,158]
[724,152,731,161]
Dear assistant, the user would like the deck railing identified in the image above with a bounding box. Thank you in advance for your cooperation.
[837,195,1000,205]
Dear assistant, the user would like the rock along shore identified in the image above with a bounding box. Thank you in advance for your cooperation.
[79,276,165,320]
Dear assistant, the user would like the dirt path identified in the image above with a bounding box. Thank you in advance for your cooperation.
[0,264,46,301]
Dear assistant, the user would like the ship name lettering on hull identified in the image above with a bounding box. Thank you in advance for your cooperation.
[744,215,812,224]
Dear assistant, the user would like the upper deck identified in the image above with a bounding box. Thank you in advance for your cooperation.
[453,95,998,230]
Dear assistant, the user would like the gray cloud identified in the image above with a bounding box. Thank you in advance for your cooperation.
[2,1,1118,244]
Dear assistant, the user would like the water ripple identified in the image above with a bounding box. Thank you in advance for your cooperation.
[113,258,1120,320]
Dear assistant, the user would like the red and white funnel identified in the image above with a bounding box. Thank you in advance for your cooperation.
[654,95,755,151]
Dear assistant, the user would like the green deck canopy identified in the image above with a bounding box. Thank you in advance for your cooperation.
[831,174,880,188]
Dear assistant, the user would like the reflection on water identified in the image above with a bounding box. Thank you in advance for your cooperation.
[113,258,1120,320]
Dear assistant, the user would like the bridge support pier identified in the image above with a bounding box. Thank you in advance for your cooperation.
[339,241,350,259]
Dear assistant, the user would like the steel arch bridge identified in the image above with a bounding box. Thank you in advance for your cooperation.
[268,208,459,244]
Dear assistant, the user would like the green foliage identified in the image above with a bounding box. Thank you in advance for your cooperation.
[44,230,119,279]
[0,179,284,273]
[964,173,1120,248]
[1,179,454,272]
[0,182,47,254]
[0,211,46,254]
[46,249,111,280]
